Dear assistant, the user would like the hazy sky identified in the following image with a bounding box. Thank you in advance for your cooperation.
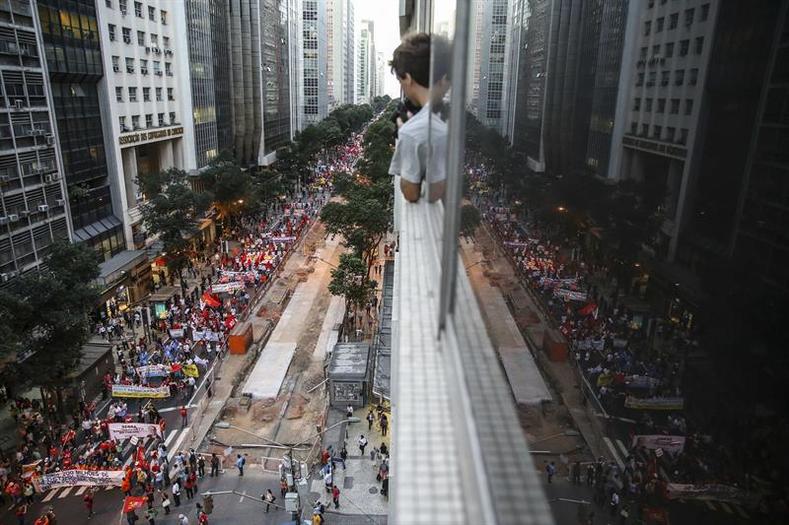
[356,0,401,97]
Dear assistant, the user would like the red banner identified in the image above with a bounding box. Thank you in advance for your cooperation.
[122,496,147,514]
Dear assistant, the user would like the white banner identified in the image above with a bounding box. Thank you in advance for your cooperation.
[36,469,125,491]
[211,282,244,293]
[554,288,588,302]
[108,422,163,441]
[632,435,686,454]
[136,364,170,378]
[168,328,184,339]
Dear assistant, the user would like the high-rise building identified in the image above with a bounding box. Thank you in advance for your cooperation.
[0,0,71,282]
[260,0,295,157]
[96,0,194,250]
[36,0,126,262]
[375,51,386,97]
[287,0,302,133]
[502,0,526,141]
[357,19,373,104]
[301,0,328,124]
[327,0,355,109]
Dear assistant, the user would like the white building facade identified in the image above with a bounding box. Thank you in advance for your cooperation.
[96,0,195,250]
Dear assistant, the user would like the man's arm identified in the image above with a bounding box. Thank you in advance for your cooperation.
[400,178,421,202]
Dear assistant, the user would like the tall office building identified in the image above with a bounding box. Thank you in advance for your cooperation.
[301,0,328,124]
[356,19,373,104]
[287,0,303,133]
[502,0,526,140]
[327,0,355,109]
[260,0,295,157]
[375,51,386,97]
[96,0,194,250]
[0,0,70,282]
[36,0,126,262]
[469,0,513,133]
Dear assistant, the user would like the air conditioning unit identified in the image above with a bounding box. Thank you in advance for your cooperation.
[155,71,162,76]
[113,65,120,72]
[0,174,10,182]
[19,210,28,217]
[14,99,25,109]
[46,135,54,145]
[43,174,52,183]
[1,273,10,283]
[38,204,49,212]
[126,66,134,73]
[56,199,65,207]
[9,213,19,222]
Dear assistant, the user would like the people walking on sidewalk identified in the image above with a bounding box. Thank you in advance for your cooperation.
[380,413,388,436]
[331,484,341,509]
[161,492,171,515]
[180,406,188,428]
[235,454,246,476]
[83,488,94,519]
[358,434,368,456]
[367,409,375,430]
[210,453,220,477]
[171,480,181,507]
[545,461,556,484]
[263,489,276,512]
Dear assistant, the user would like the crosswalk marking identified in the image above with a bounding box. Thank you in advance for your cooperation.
[164,428,178,448]
[705,500,717,511]
[57,486,73,499]
[41,488,59,502]
[719,502,733,514]
[75,486,88,495]
[603,437,625,470]
[615,438,629,458]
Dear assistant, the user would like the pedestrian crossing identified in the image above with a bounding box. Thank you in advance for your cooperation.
[32,429,189,502]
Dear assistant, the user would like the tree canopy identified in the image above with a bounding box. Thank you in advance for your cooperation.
[328,253,377,309]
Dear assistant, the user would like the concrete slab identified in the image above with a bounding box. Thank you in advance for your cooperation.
[242,342,297,399]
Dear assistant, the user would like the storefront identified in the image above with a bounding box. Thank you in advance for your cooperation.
[95,249,151,319]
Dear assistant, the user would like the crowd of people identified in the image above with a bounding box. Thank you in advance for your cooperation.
[468,160,771,517]
[0,128,370,523]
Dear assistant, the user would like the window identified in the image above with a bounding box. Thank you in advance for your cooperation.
[644,20,651,36]
[640,47,648,60]
[652,44,661,56]
[653,125,662,139]
[143,87,150,101]
[169,111,176,124]
[675,69,685,86]
[128,87,137,102]
[679,128,688,144]
[122,27,131,44]
[669,13,678,29]
[630,122,638,134]
[115,87,123,102]
[163,36,170,49]
[633,98,641,111]
[132,115,140,129]
[150,34,158,45]
[125,57,134,73]
[106,0,112,7]
[167,88,174,101]
[657,98,666,113]
[158,113,165,126]
[684,99,693,115]
[641,123,649,136]
[165,62,172,76]
[140,59,148,74]
[137,30,145,46]
[636,72,644,86]
[119,116,126,132]
[656,17,664,32]
[155,87,162,101]
[661,71,670,86]
[670,98,680,114]
[684,8,695,26]
[645,98,653,112]
[700,3,710,21]
[148,6,155,20]
[134,1,142,17]
[666,127,676,141]
[119,0,127,14]
[112,55,120,71]
[648,71,657,86]
[679,39,689,56]
[108,24,116,41]
[695,37,704,55]
[161,10,167,24]
[153,61,161,75]
[145,114,153,128]
[665,42,674,58]
[689,68,699,85]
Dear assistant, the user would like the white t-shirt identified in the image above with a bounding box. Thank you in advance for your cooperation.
[388,103,448,185]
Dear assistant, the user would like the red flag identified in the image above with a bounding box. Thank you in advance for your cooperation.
[202,292,221,308]
[578,302,598,317]
[122,496,147,514]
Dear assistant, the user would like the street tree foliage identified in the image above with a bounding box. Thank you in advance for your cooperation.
[328,253,377,310]
[0,241,100,394]
[138,167,212,275]
[199,154,253,218]
[371,95,392,114]
[460,204,481,237]
[321,102,397,273]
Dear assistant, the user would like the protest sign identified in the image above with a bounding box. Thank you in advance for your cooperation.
[169,328,184,339]
[136,364,170,378]
[211,282,244,293]
[183,363,200,378]
[36,469,125,491]
[112,384,170,399]
[665,483,752,504]
[108,422,163,441]
[21,460,41,479]
[554,288,588,302]
[624,396,684,411]
[271,236,296,243]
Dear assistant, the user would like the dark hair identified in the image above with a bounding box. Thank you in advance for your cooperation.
[390,32,451,89]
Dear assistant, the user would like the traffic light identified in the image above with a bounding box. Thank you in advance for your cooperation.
[202,494,214,514]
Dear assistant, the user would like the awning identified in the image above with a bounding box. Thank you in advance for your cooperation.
[73,216,123,243]
[96,249,148,289]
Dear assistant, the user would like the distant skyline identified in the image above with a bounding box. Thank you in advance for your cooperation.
[356,0,401,98]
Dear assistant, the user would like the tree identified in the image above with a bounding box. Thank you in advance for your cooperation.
[328,254,377,329]
[0,241,100,404]
[320,192,390,272]
[460,204,481,237]
[199,158,253,219]
[138,168,212,276]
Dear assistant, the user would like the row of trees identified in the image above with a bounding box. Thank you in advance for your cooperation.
[323,102,398,318]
